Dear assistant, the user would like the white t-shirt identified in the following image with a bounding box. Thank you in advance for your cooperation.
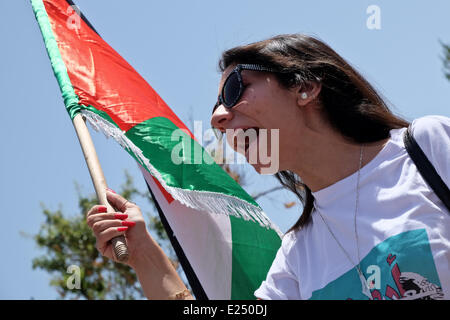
[254,115,450,300]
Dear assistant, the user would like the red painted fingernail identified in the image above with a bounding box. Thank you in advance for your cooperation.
[114,213,128,220]
[121,221,136,227]
[117,227,128,232]
[106,188,116,194]
[98,206,107,213]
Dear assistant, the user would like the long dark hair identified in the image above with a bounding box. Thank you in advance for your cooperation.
[218,33,409,232]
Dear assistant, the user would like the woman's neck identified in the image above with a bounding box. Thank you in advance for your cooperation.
[286,127,389,193]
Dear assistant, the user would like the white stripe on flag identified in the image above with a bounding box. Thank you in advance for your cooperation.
[139,164,233,299]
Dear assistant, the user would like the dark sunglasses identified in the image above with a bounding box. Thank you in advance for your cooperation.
[212,64,278,114]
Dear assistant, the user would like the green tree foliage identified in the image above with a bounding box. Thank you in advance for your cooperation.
[441,40,450,81]
[31,171,179,300]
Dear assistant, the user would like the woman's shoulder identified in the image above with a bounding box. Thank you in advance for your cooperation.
[280,225,310,256]
[278,230,298,256]
[388,115,449,152]
[410,115,450,183]
[409,115,450,153]
[411,115,450,142]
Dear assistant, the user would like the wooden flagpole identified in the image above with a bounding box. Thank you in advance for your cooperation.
[72,113,129,262]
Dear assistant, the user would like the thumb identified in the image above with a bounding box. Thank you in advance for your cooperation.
[106,190,133,212]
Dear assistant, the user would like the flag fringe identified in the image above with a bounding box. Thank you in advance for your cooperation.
[80,109,283,236]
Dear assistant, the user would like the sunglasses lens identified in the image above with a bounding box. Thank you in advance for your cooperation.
[222,72,241,107]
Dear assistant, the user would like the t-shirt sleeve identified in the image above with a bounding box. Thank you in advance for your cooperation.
[411,115,450,187]
[254,232,301,300]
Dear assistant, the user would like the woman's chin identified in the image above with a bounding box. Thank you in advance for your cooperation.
[245,147,280,175]
[249,162,280,175]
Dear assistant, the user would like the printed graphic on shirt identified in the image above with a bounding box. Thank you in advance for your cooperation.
[309,229,444,300]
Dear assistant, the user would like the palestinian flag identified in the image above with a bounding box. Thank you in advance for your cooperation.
[31,0,282,299]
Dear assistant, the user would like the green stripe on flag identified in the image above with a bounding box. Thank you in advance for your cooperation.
[230,216,281,299]
[31,0,82,119]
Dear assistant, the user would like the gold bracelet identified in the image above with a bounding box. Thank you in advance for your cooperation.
[168,288,191,300]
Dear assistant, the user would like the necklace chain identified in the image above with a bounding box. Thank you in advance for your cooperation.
[354,144,363,272]
[315,144,372,297]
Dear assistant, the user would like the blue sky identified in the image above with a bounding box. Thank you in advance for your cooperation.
[1,0,449,299]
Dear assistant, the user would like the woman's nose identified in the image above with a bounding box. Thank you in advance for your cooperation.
[211,104,233,131]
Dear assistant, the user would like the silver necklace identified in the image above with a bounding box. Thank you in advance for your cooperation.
[315,144,372,299]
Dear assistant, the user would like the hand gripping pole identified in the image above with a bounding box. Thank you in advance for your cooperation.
[72,113,129,262]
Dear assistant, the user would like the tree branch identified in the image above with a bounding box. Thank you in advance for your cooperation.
[252,186,284,200]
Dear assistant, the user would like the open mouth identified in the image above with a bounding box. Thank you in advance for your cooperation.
[231,127,260,156]
[244,127,259,153]
[226,126,278,173]
[225,127,262,159]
